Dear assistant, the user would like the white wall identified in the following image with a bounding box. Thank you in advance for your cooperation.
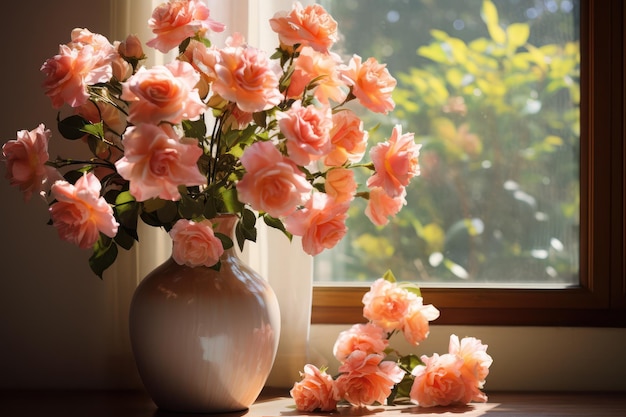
[0,0,624,392]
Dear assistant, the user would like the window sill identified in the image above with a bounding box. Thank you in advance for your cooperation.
[1,389,624,416]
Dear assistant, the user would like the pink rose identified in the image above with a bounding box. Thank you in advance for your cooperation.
[279,101,332,166]
[236,141,312,218]
[284,193,349,256]
[270,2,338,54]
[180,39,220,98]
[410,353,466,407]
[340,55,396,114]
[333,323,389,363]
[121,60,205,125]
[401,300,440,346]
[49,172,119,249]
[325,109,368,166]
[286,46,346,105]
[169,219,224,267]
[362,278,418,332]
[449,334,492,403]
[367,125,421,198]
[146,0,225,53]
[290,364,338,412]
[325,168,357,204]
[2,124,59,201]
[365,186,406,226]
[212,43,283,113]
[335,350,405,407]
[115,124,206,201]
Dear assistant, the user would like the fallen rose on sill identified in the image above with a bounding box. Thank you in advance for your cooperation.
[290,270,493,411]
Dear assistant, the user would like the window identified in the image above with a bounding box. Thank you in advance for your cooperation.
[312,0,626,326]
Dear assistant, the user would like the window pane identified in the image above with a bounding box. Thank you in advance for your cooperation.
[314,0,580,288]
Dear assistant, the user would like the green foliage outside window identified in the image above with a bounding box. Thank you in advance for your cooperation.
[315,0,580,285]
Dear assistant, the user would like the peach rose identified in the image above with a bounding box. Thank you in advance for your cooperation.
[121,60,205,125]
[169,219,224,267]
[284,193,349,256]
[340,55,396,114]
[279,101,332,166]
[286,46,346,105]
[365,186,406,226]
[212,43,283,113]
[270,2,338,54]
[449,334,492,403]
[49,172,119,249]
[146,0,225,54]
[2,124,59,201]
[333,323,389,363]
[335,350,405,407]
[325,168,357,204]
[115,124,206,201]
[180,39,220,98]
[410,353,466,407]
[367,125,421,198]
[401,300,440,346]
[290,364,338,412]
[362,278,418,332]
[325,109,368,167]
[236,141,312,218]
[41,44,110,109]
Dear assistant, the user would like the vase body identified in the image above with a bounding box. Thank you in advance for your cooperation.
[129,216,281,413]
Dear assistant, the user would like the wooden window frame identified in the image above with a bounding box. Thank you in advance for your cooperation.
[312,0,626,327]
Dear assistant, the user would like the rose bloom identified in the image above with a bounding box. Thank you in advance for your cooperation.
[169,219,224,267]
[76,100,128,140]
[115,123,206,202]
[279,101,332,166]
[285,192,349,256]
[49,172,119,249]
[449,334,492,403]
[410,353,467,407]
[324,109,368,167]
[146,0,225,54]
[362,278,418,332]
[41,44,111,109]
[121,60,205,125]
[290,364,338,412]
[286,46,346,105]
[180,39,220,98]
[367,125,421,198]
[365,186,406,227]
[333,323,389,363]
[335,350,405,407]
[236,141,312,218]
[270,2,338,54]
[340,55,396,114]
[325,168,357,204]
[2,124,59,201]
[401,299,440,346]
[212,43,283,113]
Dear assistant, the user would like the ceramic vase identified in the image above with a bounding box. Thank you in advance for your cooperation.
[129,215,281,413]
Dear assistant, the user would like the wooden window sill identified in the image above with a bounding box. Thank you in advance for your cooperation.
[0,389,625,416]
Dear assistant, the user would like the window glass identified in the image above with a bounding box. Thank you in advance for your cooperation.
[314,0,580,288]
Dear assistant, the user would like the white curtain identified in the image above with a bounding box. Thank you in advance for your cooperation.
[108,0,315,389]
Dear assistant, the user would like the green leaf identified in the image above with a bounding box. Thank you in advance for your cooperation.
[178,193,204,219]
[382,269,397,283]
[156,200,179,224]
[263,214,292,241]
[80,121,104,139]
[482,0,506,44]
[182,117,207,140]
[215,232,234,250]
[89,236,118,279]
[114,226,137,250]
[57,114,90,140]
[507,23,530,51]
[115,191,139,230]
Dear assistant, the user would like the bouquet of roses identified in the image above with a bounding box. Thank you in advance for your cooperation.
[1,0,420,277]
[290,270,493,411]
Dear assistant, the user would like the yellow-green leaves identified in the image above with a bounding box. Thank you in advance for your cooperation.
[482,0,506,45]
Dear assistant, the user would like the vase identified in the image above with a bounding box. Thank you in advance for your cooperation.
[128,215,281,413]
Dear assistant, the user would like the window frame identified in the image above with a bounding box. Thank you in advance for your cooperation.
[311,0,626,327]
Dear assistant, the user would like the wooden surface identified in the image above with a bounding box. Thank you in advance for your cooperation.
[0,389,624,416]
